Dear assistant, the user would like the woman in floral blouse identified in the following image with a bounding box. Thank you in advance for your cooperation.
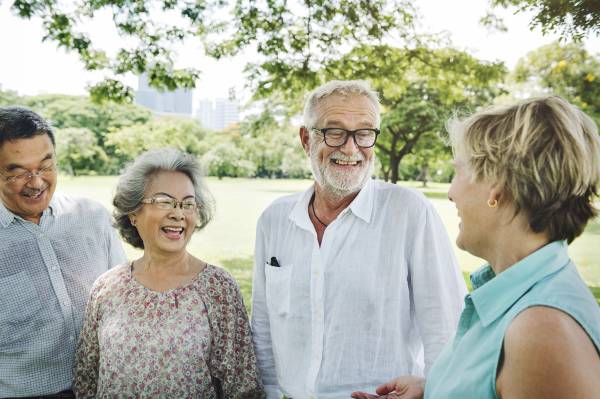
[74,148,264,398]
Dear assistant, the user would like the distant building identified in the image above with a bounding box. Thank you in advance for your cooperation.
[196,97,240,131]
[134,74,193,117]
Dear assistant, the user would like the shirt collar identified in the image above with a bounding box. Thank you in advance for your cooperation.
[470,240,570,327]
[0,196,57,228]
[288,178,375,231]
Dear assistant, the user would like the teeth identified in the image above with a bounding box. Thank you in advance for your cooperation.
[333,159,359,165]
[163,227,183,232]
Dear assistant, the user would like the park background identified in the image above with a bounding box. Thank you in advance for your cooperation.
[0,0,599,305]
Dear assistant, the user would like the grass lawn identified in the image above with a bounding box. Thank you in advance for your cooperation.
[57,175,600,306]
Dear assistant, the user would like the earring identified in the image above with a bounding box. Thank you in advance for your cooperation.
[487,199,498,208]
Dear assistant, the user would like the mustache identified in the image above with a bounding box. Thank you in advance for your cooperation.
[328,151,365,162]
[21,187,46,196]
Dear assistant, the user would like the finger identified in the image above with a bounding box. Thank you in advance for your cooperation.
[351,392,379,399]
[375,382,400,395]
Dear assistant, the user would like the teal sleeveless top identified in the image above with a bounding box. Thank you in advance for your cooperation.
[425,241,600,399]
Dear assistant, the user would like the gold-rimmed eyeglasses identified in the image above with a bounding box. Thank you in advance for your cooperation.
[140,196,198,213]
[0,164,57,184]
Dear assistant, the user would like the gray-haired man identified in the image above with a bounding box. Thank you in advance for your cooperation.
[251,80,467,398]
[0,107,125,397]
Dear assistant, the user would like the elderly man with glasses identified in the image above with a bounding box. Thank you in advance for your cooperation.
[251,80,467,399]
[0,106,126,398]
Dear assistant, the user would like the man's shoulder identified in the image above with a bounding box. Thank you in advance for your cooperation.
[372,180,431,210]
[53,193,110,219]
[259,191,304,222]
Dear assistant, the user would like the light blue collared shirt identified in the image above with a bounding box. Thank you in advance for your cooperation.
[0,194,126,397]
[425,241,600,399]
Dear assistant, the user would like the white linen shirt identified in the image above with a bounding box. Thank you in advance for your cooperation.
[251,179,467,399]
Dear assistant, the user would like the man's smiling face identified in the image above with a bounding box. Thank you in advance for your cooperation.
[0,134,57,224]
[305,93,377,198]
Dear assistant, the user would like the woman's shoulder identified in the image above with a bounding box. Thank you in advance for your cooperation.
[202,264,239,289]
[92,262,131,295]
[198,264,244,302]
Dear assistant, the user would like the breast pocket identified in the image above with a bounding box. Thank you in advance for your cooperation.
[265,263,292,317]
[0,271,44,348]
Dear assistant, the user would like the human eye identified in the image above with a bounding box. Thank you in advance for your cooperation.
[325,128,346,139]
[153,197,175,209]
[7,170,29,182]
[356,129,375,138]
[182,201,197,211]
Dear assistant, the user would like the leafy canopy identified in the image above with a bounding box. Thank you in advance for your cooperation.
[10,0,416,102]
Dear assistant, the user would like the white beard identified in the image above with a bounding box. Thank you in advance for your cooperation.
[309,138,374,201]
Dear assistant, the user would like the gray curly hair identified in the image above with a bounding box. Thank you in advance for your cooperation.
[113,148,215,249]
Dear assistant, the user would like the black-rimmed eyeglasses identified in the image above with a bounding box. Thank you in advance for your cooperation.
[311,127,380,148]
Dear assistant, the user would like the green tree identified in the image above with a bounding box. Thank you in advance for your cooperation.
[512,41,600,123]
[0,88,24,106]
[26,94,152,173]
[55,127,108,175]
[202,142,256,179]
[487,0,600,40]
[10,0,416,101]
[327,45,507,183]
[107,116,207,161]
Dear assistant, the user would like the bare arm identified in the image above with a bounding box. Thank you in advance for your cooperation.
[497,306,600,399]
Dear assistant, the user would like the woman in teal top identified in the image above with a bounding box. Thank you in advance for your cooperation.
[352,96,600,399]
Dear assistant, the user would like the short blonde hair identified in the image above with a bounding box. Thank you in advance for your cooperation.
[448,96,600,243]
[302,80,380,128]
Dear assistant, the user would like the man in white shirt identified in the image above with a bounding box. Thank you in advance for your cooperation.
[251,80,467,399]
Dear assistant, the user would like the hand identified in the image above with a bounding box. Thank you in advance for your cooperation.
[351,376,426,399]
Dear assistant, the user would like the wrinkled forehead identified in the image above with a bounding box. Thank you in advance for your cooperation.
[313,94,379,127]
[0,135,55,170]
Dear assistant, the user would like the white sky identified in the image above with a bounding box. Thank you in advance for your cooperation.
[0,0,598,103]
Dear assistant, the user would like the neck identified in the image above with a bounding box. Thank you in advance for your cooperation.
[138,249,191,275]
[483,217,550,275]
[312,183,360,221]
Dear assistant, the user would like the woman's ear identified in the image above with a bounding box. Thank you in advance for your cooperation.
[129,214,137,226]
[488,181,512,210]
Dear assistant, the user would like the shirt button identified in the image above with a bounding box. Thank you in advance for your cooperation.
[52,266,58,271]
[63,301,69,306]
[69,335,75,341]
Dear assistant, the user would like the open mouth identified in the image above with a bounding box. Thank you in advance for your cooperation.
[161,226,185,239]
[21,188,46,202]
[331,159,361,166]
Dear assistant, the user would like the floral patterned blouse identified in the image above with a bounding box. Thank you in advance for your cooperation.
[74,263,264,398]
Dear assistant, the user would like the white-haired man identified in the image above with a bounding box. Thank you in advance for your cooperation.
[251,80,467,398]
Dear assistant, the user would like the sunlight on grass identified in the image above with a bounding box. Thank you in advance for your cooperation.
[57,175,600,306]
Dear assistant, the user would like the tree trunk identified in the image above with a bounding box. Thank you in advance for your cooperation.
[390,155,400,184]
[418,164,429,187]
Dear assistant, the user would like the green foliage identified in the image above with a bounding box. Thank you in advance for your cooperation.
[513,41,600,124]
[327,45,507,183]
[0,88,24,106]
[202,142,256,179]
[55,127,108,175]
[24,94,152,173]
[107,116,207,161]
[10,0,415,102]
[488,0,600,40]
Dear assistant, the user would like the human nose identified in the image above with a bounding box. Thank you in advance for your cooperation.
[25,172,44,187]
[168,203,185,219]
[339,132,359,155]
